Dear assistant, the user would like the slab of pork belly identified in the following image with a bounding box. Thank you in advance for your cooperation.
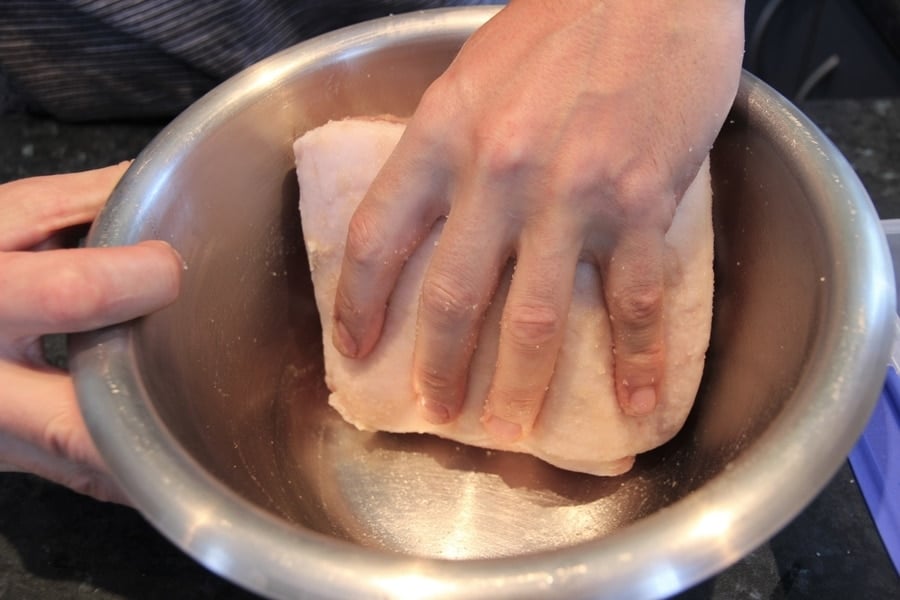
[294,119,713,476]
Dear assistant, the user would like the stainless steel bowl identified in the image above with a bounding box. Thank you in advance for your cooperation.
[70,7,896,599]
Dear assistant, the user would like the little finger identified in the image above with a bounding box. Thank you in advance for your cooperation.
[600,229,667,416]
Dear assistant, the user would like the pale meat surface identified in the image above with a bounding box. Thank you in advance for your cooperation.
[294,119,714,476]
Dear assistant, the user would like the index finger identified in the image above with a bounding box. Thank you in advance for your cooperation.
[0,241,181,339]
[332,132,449,359]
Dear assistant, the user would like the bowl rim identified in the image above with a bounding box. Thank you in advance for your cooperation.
[70,6,896,599]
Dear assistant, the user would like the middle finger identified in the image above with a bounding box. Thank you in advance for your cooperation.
[412,203,512,425]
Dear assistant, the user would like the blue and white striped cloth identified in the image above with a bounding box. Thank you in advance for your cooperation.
[0,0,494,120]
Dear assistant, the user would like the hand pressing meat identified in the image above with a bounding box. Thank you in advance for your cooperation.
[295,118,713,476]
[328,0,744,442]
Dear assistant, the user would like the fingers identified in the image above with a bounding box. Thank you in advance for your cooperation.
[481,226,580,441]
[412,211,510,424]
[600,229,667,417]
[0,360,128,504]
[333,136,448,359]
[0,162,130,251]
[0,241,182,339]
[0,163,143,505]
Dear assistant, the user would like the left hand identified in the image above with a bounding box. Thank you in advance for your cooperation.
[0,163,182,503]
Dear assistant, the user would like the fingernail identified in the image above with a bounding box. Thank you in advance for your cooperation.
[482,414,522,443]
[332,318,358,357]
[136,240,182,300]
[418,395,451,424]
[627,386,657,416]
[138,239,174,253]
[139,239,183,264]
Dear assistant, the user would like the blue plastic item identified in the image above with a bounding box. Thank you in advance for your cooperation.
[848,366,900,574]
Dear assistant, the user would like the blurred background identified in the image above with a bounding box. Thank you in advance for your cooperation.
[744,0,900,100]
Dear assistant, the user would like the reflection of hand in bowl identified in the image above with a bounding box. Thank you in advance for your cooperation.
[71,7,894,600]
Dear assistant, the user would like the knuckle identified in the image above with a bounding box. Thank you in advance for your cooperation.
[623,344,664,371]
[616,344,665,392]
[38,266,103,328]
[614,166,678,223]
[555,143,619,200]
[471,115,534,179]
[42,411,82,462]
[475,136,527,179]
[488,386,543,425]
[35,188,72,224]
[560,168,608,209]
[332,284,357,323]
[344,208,387,271]
[504,302,563,350]
[416,364,460,399]
[616,165,659,205]
[610,283,663,330]
[419,273,481,326]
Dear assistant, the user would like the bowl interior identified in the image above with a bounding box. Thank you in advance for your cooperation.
[75,8,891,578]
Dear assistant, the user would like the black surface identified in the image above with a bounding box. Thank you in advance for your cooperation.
[1,99,899,599]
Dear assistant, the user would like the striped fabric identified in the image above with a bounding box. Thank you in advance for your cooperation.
[0,0,496,120]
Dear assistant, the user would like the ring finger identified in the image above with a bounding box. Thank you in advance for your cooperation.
[482,220,581,442]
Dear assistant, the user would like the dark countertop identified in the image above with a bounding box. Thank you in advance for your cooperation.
[1,98,899,599]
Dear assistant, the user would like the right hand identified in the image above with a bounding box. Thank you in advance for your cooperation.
[331,0,744,439]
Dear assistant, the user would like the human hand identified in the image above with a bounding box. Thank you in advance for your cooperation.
[0,163,181,503]
[332,0,745,440]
